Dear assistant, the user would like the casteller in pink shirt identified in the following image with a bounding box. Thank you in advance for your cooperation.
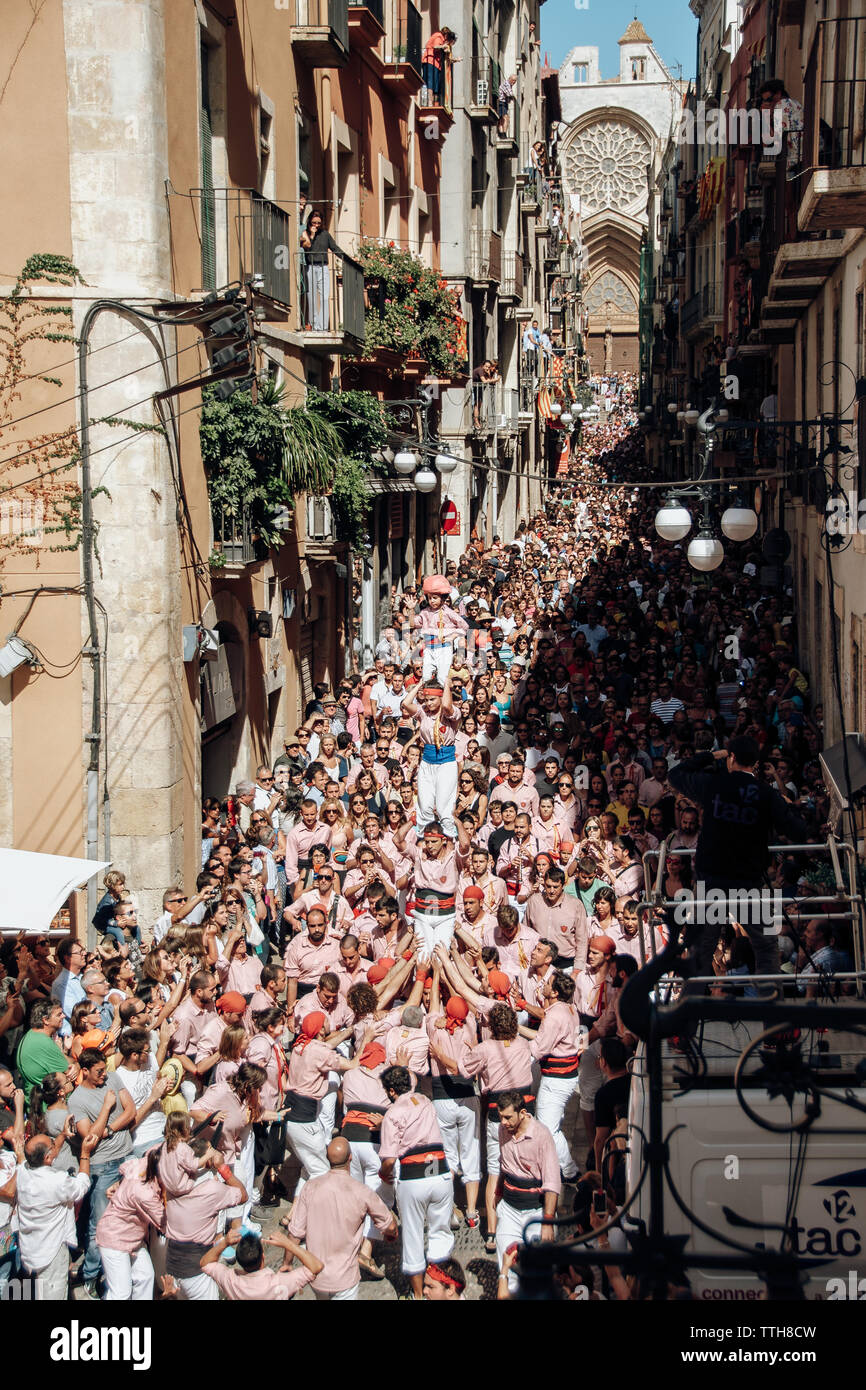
[288,1167,393,1294]
[204,1261,315,1301]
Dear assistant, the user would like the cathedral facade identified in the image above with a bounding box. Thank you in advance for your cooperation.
[558,20,683,374]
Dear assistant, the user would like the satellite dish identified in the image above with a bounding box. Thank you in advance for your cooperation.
[762,527,791,562]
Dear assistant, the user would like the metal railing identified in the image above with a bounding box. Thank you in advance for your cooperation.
[636,837,865,992]
[418,53,453,114]
[250,194,292,305]
[470,380,497,431]
[803,17,866,172]
[212,503,255,566]
[501,251,523,299]
[681,290,702,335]
[520,168,541,209]
[294,0,349,49]
[387,0,422,74]
[296,247,365,339]
[468,227,501,283]
[701,282,723,321]
[470,54,501,111]
[349,0,383,25]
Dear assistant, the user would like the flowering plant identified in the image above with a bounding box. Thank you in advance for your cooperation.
[355,238,466,377]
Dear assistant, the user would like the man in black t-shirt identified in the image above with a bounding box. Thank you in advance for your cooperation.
[593,1037,631,1174]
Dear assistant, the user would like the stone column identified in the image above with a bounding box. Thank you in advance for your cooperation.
[63,0,184,931]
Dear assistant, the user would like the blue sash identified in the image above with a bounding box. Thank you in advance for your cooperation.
[422,743,456,764]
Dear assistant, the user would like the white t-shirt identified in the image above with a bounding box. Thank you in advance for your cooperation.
[115,1059,166,1150]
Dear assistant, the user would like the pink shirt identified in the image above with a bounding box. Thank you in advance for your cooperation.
[414,604,467,640]
[222,955,262,996]
[481,922,540,978]
[205,1262,315,1300]
[529,1000,584,1061]
[295,988,353,1032]
[384,1023,430,1075]
[342,1065,389,1109]
[244,986,274,1033]
[426,1013,476,1078]
[458,1036,534,1093]
[456,904,498,937]
[342,868,397,906]
[286,889,353,936]
[286,1038,341,1100]
[351,1006,403,1053]
[552,796,582,834]
[517,964,555,1010]
[164,1173,238,1244]
[95,1157,165,1252]
[171,997,215,1061]
[288,1168,393,1293]
[378,1090,444,1162]
[158,1143,199,1199]
[195,1079,251,1160]
[285,822,333,881]
[244,1032,285,1110]
[366,925,404,961]
[416,707,461,748]
[498,1115,561,1195]
[457,873,506,915]
[490,781,540,818]
[532,816,563,855]
[524,891,589,968]
[333,960,371,997]
[407,843,458,897]
[283,933,341,983]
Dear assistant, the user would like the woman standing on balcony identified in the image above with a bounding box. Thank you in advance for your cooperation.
[421,27,457,107]
[300,210,344,332]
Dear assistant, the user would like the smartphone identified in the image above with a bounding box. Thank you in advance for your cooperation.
[592,1190,607,1216]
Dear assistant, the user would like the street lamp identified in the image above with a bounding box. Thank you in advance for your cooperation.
[435,452,458,475]
[687,524,725,571]
[720,505,759,542]
[414,466,438,492]
[654,496,693,541]
[560,409,574,427]
[684,408,700,426]
[393,449,417,475]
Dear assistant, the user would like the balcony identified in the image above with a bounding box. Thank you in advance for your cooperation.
[495,95,519,154]
[348,0,384,45]
[417,53,454,133]
[212,504,256,573]
[520,169,541,214]
[500,252,524,304]
[470,381,496,434]
[518,375,535,417]
[680,290,702,338]
[293,248,365,354]
[468,56,500,124]
[249,195,292,306]
[383,0,423,98]
[800,18,866,231]
[290,0,349,66]
[496,385,524,432]
[766,229,858,318]
[468,228,502,287]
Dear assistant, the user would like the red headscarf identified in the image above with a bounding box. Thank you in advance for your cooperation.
[444,996,469,1033]
[359,1041,387,1070]
[367,957,395,984]
[487,970,511,998]
[297,1011,326,1052]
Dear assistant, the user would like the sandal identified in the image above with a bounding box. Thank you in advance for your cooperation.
[358,1254,385,1280]
[465,1210,480,1228]
[484,1232,497,1254]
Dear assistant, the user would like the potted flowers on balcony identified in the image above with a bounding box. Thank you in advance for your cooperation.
[354,238,467,381]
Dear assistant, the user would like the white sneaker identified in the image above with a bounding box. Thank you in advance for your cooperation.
[250,1188,261,1204]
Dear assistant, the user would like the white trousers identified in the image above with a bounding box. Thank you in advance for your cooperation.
[314,1282,360,1300]
[177,1271,219,1301]
[433,1096,481,1183]
[349,1139,394,1238]
[485,1109,501,1176]
[417,757,458,840]
[536,1073,580,1178]
[101,1244,155,1301]
[395,1172,454,1275]
[412,908,456,961]
[26,1242,70,1301]
[225,1129,255,1226]
[578,1040,604,1113]
[495,1199,543,1293]
[285,1117,329,1196]
[421,643,454,686]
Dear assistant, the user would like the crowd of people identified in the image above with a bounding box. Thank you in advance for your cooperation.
[0,379,842,1303]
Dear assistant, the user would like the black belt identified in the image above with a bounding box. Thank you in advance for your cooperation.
[296,981,317,998]
[432,1075,477,1101]
[539,1052,582,1077]
[501,1170,545,1211]
[399,1143,450,1180]
[284,1090,319,1123]
[578,1012,597,1029]
[342,1102,385,1144]
[553,953,575,969]
[165,1239,211,1279]
[485,1089,535,1117]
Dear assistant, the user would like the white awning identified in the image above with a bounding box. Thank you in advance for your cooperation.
[0,848,110,933]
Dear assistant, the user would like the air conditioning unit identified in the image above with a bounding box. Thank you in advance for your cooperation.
[306,495,333,540]
[476,79,490,106]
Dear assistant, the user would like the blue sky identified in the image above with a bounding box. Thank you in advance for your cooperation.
[540,0,697,81]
